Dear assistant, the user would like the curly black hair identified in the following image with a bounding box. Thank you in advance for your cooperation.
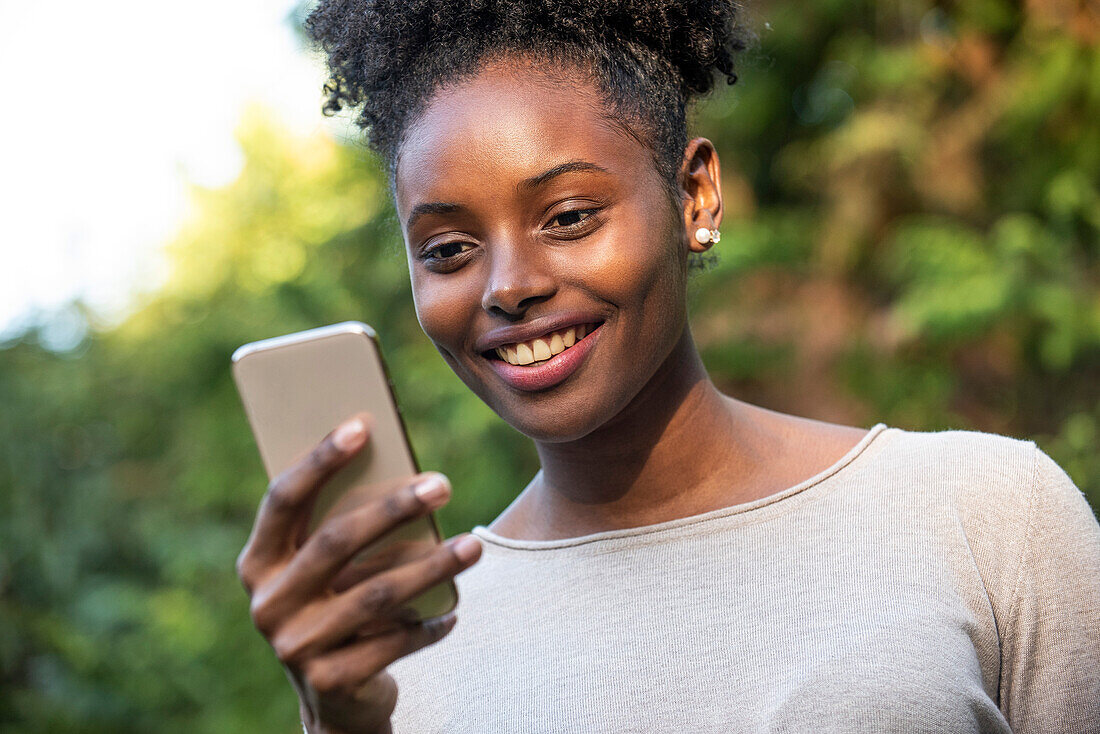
[305,0,747,189]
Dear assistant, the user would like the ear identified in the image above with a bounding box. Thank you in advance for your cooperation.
[678,138,723,253]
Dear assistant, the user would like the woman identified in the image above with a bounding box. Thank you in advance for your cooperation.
[235,1,1100,732]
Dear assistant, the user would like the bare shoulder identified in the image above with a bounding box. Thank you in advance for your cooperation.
[738,400,1038,486]
[734,401,873,472]
[801,417,872,452]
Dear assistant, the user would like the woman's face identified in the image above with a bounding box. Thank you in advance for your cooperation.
[394,60,701,442]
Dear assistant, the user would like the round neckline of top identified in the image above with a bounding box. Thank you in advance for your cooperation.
[471,422,893,552]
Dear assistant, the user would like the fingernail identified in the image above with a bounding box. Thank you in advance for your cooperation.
[451,534,481,564]
[332,417,366,452]
[431,612,457,636]
[414,474,450,506]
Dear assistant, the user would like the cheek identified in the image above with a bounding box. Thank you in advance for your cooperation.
[409,268,474,352]
[607,204,689,374]
[588,200,686,314]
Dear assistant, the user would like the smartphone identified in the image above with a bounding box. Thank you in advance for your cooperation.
[231,321,457,620]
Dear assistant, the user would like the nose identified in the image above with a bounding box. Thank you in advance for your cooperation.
[481,239,557,319]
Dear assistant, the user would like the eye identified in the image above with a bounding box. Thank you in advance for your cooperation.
[426,241,474,259]
[549,209,597,229]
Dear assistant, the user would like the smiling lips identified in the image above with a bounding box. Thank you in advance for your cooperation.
[493,324,589,365]
[486,322,601,391]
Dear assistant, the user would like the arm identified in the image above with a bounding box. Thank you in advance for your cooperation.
[1000,446,1100,733]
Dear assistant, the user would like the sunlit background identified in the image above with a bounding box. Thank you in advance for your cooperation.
[0,0,339,339]
[1,0,1098,732]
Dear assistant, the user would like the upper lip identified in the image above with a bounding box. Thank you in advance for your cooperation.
[474,312,604,354]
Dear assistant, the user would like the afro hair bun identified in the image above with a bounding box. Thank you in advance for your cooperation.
[306,0,747,175]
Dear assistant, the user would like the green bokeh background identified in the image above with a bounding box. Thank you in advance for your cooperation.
[2,0,1098,731]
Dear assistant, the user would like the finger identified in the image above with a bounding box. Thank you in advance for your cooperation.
[323,534,480,648]
[329,541,428,593]
[239,414,371,580]
[270,534,479,665]
[272,472,452,601]
[301,614,458,698]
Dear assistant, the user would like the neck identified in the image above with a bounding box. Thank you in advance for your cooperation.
[511,328,760,539]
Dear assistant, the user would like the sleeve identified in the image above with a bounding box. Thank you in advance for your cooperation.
[1000,445,1100,733]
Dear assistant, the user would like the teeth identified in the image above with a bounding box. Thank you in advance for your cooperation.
[493,324,595,366]
[496,346,521,365]
[549,333,565,355]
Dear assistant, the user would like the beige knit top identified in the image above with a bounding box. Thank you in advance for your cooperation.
[390,424,1100,733]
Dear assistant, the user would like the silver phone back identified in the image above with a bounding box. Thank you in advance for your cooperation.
[232,321,457,619]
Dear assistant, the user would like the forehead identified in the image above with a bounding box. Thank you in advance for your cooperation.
[394,61,656,213]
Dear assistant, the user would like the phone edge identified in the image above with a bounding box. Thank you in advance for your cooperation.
[231,321,377,364]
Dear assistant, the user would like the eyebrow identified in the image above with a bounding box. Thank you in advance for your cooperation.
[404,161,611,229]
[405,201,464,229]
[519,160,611,190]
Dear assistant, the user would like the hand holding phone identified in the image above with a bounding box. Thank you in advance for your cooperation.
[232,323,482,732]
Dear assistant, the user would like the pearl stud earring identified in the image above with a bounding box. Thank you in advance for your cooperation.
[694,227,721,245]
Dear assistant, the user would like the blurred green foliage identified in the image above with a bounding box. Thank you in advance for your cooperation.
[1,0,1097,731]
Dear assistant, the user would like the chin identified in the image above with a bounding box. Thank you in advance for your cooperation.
[495,373,655,443]
[467,386,598,442]
[501,405,610,443]
[445,364,615,443]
